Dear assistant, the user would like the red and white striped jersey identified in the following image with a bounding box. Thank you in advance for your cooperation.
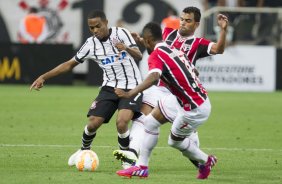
[148,42,208,111]
[163,27,214,66]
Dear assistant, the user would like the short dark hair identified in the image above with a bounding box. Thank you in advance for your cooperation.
[182,6,201,22]
[88,10,107,20]
[142,22,162,41]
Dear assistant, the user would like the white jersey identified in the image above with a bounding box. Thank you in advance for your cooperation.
[74,27,142,89]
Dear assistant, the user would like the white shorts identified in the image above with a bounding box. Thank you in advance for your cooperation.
[158,94,211,137]
[142,85,171,107]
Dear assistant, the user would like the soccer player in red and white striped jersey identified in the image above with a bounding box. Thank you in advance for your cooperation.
[163,6,228,66]
[113,6,228,170]
[115,22,217,179]
[161,6,228,167]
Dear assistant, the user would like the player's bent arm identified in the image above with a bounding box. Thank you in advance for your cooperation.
[210,29,227,54]
[115,72,160,98]
[125,47,142,61]
[210,14,228,55]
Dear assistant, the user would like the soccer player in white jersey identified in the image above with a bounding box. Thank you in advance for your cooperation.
[30,10,143,168]
[114,6,228,168]
[115,22,217,179]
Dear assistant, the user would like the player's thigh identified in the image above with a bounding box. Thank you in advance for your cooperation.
[87,87,118,123]
[171,98,211,137]
[151,106,168,124]
[158,94,179,122]
[141,103,154,115]
[143,86,170,107]
[118,91,143,113]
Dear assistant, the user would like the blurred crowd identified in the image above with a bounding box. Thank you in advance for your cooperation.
[203,0,282,46]
[17,0,282,46]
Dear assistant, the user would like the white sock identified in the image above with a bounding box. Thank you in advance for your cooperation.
[168,135,208,164]
[118,130,130,138]
[189,131,200,147]
[129,114,145,154]
[137,114,161,166]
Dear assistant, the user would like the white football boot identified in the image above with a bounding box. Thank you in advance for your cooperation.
[113,150,138,169]
[68,149,82,166]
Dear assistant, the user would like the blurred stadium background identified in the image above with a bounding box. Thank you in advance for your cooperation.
[0,0,282,92]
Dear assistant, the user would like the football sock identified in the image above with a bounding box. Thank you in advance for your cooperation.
[137,114,161,166]
[129,114,146,155]
[118,130,130,150]
[188,131,200,168]
[168,135,208,164]
[81,125,96,150]
[189,131,200,147]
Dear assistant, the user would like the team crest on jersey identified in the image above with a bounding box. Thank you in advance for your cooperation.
[90,101,98,109]
[111,38,119,45]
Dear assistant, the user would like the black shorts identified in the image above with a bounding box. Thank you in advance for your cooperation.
[87,86,143,123]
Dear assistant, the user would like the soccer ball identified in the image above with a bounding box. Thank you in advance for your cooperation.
[75,150,99,171]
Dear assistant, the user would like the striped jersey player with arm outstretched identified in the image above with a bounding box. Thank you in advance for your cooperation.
[115,22,217,179]
[160,6,228,166]
[115,6,228,169]
[30,10,143,169]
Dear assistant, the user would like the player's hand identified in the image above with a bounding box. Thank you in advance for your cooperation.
[115,42,127,52]
[131,32,144,46]
[217,14,228,30]
[30,77,45,91]
[115,88,131,98]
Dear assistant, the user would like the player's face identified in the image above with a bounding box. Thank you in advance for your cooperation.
[179,12,199,36]
[88,17,109,40]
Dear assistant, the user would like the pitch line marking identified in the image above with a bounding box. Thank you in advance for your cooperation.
[0,144,281,152]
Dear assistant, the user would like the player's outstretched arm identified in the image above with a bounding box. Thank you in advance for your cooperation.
[210,14,228,54]
[30,59,79,91]
[115,72,160,98]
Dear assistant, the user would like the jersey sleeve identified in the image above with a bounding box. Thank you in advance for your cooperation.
[118,28,138,48]
[147,50,163,75]
[162,27,174,40]
[198,38,215,57]
[74,39,91,63]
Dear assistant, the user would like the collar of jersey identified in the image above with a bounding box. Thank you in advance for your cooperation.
[154,42,167,50]
[176,31,195,40]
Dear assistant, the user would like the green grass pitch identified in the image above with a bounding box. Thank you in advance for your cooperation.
[0,84,282,184]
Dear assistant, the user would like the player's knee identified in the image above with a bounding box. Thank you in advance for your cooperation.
[116,118,130,133]
[143,114,161,131]
[168,136,178,149]
[167,133,185,150]
[87,116,102,132]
